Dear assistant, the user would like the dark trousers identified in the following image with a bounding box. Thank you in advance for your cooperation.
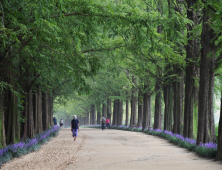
[106,123,110,129]
[102,123,105,130]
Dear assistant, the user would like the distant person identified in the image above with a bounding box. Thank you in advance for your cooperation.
[106,118,110,129]
[100,116,106,130]
[60,118,63,128]
[71,115,79,141]
[53,117,57,125]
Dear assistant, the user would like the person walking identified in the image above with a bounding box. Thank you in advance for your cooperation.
[53,117,57,125]
[100,116,106,130]
[71,115,79,141]
[106,118,110,129]
[60,118,63,128]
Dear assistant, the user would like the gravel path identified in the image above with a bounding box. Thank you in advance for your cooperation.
[1,128,222,170]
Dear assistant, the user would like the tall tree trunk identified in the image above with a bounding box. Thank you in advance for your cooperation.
[163,82,174,131]
[197,8,216,145]
[125,100,129,126]
[0,88,6,147]
[90,108,92,125]
[91,104,96,125]
[113,100,118,125]
[217,90,222,160]
[130,76,137,126]
[107,98,112,121]
[137,91,143,127]
[49,94,53,127]
[33,92,38,134]
[28,75,34,138]
[142,84,152,131]
[112,101,116,125]
[86,111,89,125]
[183,0,198,138]
[117,100,123,126]
[97,104,101,125]
[12,88,18,143]
[4,88,11,144]
[42,92,49,131]
[172,65,184,134]
[22,91,29,139]
[102,102,107,118]
[154,20,163,130]
[208,61,216,141]
[154,66,162,129]
[37,88,43,133]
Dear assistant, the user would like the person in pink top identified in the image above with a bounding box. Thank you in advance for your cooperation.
[106,118,110,129]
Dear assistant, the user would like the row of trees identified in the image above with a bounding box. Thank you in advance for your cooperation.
[1,0,166,147]
[55,0,222,160]
[0,0,222,160]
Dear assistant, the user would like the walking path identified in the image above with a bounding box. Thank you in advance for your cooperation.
[1,128,222,170]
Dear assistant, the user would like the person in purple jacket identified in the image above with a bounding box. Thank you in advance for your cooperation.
[71,115,79,141]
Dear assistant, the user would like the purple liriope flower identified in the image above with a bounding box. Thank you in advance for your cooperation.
[0,125,60,158]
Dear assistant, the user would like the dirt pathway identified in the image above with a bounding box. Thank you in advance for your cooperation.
[1,129,86,170]
[1,128,222,170]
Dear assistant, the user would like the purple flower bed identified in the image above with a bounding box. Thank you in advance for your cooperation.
[149,129,217,157]
[0,125,60,167]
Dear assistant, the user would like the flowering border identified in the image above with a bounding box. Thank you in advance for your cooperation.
[0,125,60,167]
[83,125,217,158]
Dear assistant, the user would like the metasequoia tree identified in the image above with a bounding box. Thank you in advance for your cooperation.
[183,0,199,138]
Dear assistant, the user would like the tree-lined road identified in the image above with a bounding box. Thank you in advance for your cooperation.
[2,128,222,170]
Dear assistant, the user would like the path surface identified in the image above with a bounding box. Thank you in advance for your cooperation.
[1,128,222,170]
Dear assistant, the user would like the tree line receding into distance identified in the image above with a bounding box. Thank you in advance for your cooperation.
[0,0,222,160]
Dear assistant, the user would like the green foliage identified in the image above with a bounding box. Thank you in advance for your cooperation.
[195,146,217,158]
[215,123,219,142]
[1,0,222,154]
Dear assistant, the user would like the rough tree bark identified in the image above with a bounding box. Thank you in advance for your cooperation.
[125,99,129,126]
[28,75,34,138]
[154,66,162,129]
[22,91,28,139]
[142,84,152,131]
[183,0,198,138]
[137,90,143,127]
[208,60,216,141]
[33,91,38,135]
[37,88,43,133]
[85,111,89,125]
[102,102,107,118]
[97,104,101,125]
[163,82,174,131]
[0,88,6,147]
[112,101,116,125]
[49,94,53,127]
[113,100,118,125]
[197,7,216,145]
[130,76,137,126]
[173,66,184,134]
[107,98,112,121]
[117,100,123,126]
[42,92,49,131]
[163,0,174,132]
[91,104,96,125]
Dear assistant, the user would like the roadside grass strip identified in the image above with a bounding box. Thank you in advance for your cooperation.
[82,125,217,158]
[0,125,60,167]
